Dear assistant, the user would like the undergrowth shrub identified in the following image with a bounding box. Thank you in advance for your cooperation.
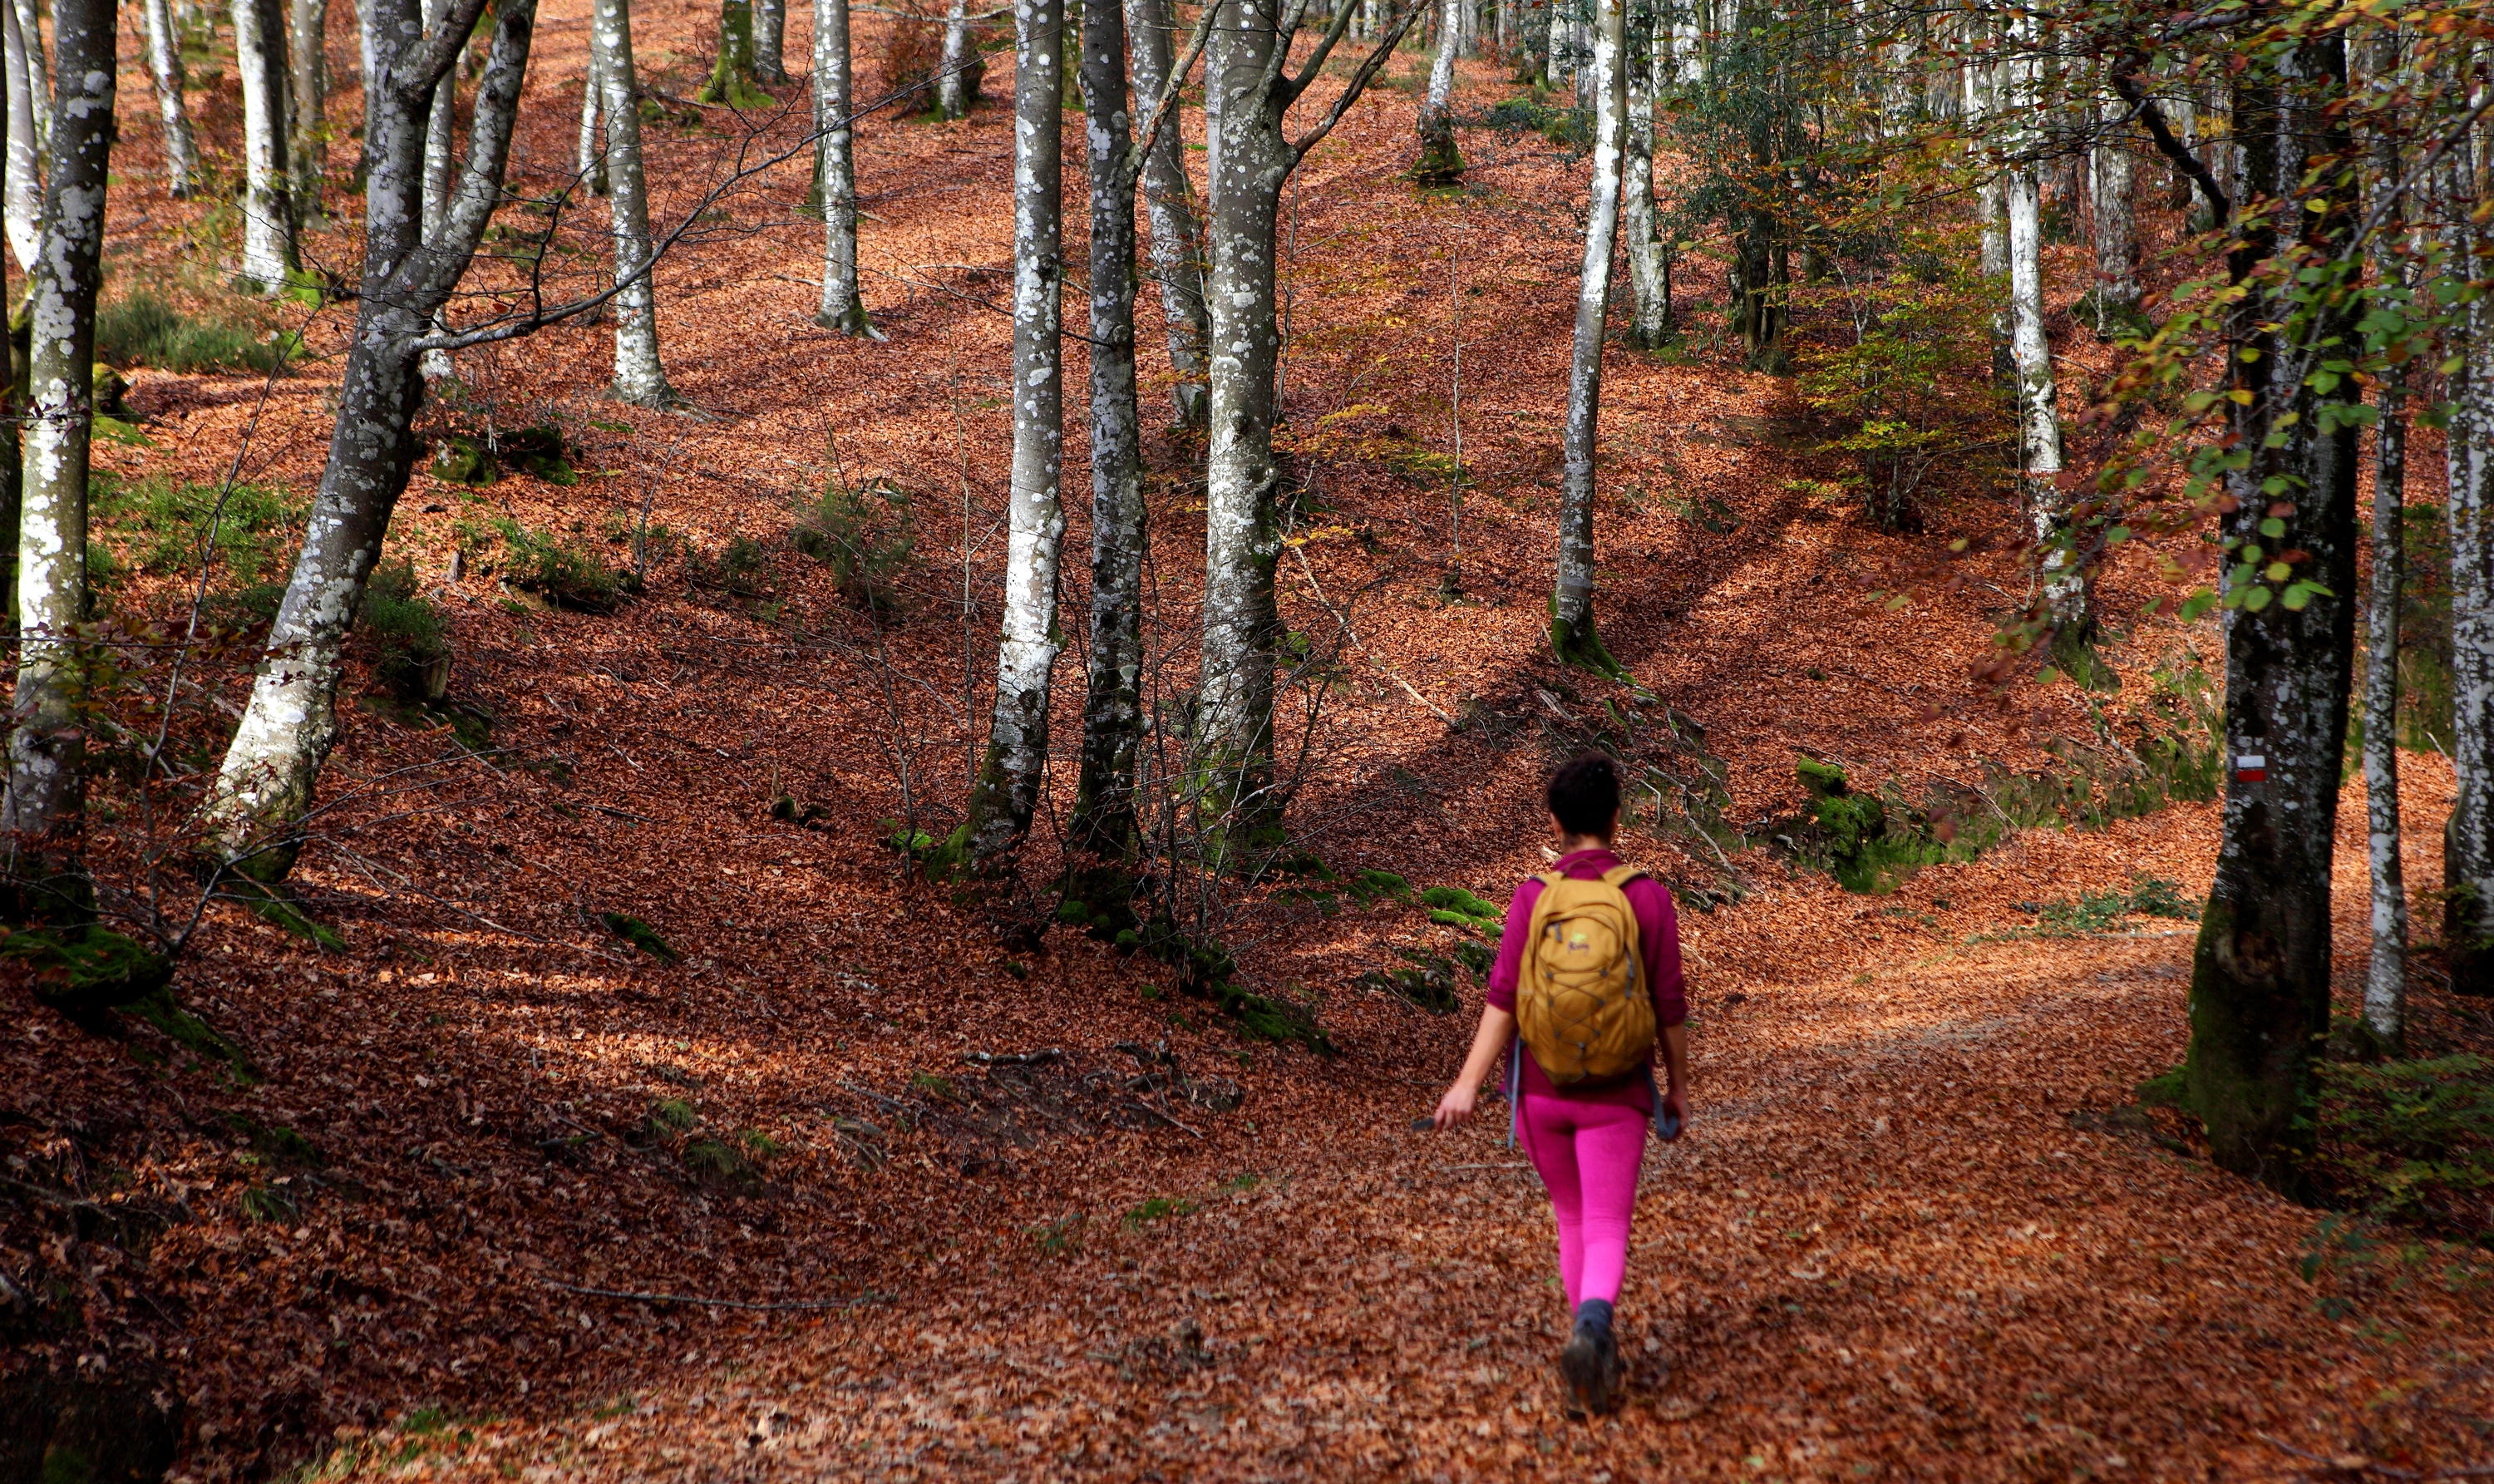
[2309,1056,2494,1240]
[359,558,451,700]
[91,473,302,584]
[792,480,917,612]
[94,289,298,374]
[462,517,635,612]
[1470,95,1590,150]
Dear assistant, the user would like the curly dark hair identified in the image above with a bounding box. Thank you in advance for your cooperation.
[1546,754,1621,839]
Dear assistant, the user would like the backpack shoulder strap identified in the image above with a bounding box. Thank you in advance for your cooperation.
[1599,864,1646,889]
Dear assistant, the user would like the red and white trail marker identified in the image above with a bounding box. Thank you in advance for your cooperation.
[2235,754,2267,783]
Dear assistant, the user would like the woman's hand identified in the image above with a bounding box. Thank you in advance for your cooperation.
[1432,1080,1479,1131]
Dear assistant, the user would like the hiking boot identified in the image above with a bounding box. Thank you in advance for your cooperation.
[1558,1299,1623,1418]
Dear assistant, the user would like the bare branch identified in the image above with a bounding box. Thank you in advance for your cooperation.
[1290,0,1422,165]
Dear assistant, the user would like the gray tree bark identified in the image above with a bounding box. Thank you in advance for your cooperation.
[1413,0,1462,183]
[12,0,45,161]
[1197,0,1412,852]
[2447,133,2494,998]
[955,0,1065,868]
[1621,0,1665,347]
[234,0,297,293]
[1,0,111,911]
[1126,0,1209,425]
[3,0,42,270]
[2004,33,2087,669]
[935,0,972,118]
[142,0,200,197]
[1548,0,1623,672]
[2087,96,2137,333]
[2185,36,2362,1187]
[289,0,328,224]
[594,0,673,404]
[1073,0,1144,858]
[813,0,876,335]
[204,0,541,879]
[2360,23,2408,1046]
[752,0,786,83]
[575,44,607,195]
[1968,55,2007,382]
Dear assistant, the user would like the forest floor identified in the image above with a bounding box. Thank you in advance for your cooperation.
[9,1,2494,1480]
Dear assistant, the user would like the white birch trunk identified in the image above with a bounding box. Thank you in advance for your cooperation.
[752,0,786,83]
[1414,0,1462,181]
[958,0,1064,865]
[936,0,971,118]
[594,0,673,404]
[2361,42,2409,1044]
[1622,3,1665,347]
[205,0,540,878]
[1126,0,1209,424]
[142,0,200,197]
[1549,0,1622,668]
[2447,134,2494,995]
[289,0,328,225]
[575,44,606,195]
[234,0,296,293]
[13,0,45,161]
[2,0,111,901]
[813,0,875,335]
[2,0,41,271]
[1073,0,1144,855]
[2087,96,2137,333]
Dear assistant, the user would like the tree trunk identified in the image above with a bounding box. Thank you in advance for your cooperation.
[418,0,456,377]
[699,0,766,105]
[1969,56,2008,382]
[1549,0,1622,672]
[3,0,42,271]
[1621,3,1664,348]
[1,0,111,914]
[1519,0,1546,84]
[1072,0,1143,859]
[935,0,972,119]
[1413,0,1462,184]
[2186,35,2361,1189]
[205,0,541,880]
[752,0,786,84]
[1126,0,1209,426]
[2086,96,2137,335]
[1197,0,1297,858]
[234,0,297,293]
[594,0,673,404]
[142,0,200,198]
[13,0,45,162]
[576,43,607,195]
[2361,24,2408,1047]
[2004,36,2087,672]
[955,0,1065,868]
[288,0,328,225]
[813,0,875,335]
[2446,139,2494,998]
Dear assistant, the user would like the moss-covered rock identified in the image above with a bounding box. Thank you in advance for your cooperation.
[428,434,496,486]
[0,924,171,1012]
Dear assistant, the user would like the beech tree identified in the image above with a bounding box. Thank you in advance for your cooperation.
[592,0,674,403]
[699,0,767,106]
[1,0,115,914]
[2442,134,2494,998]
[1621,0,1666,348]
[1072,0,1146,859]
[1126,0,1210,425]
[205,0,545,879]
[4,0,42,269]
[2087,99,2138,334]
[575,45,608,195]
[1413,0,1463,185]
[951,0,1066,867]
[1548,0,1624,673]
[1194,0,1416,852]
[141,0,200,198]
[2359,22,2409,1047]
[753,0,787,84]
[234,0,298,292]
[813,0,875,336]
[936,0,974,119]
[290,0,329,224]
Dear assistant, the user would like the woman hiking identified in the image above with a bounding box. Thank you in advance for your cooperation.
[1432,753,1689,1417]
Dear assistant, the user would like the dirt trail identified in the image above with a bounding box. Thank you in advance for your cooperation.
[425,802,2494,1482]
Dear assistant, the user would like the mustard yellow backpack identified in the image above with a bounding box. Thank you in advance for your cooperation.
[1516,865,1654,1085]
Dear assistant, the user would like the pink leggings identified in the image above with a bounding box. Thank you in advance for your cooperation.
[1516,1092,1647,1312]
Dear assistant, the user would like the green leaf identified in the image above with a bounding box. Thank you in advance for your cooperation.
[2265,561,2291,583]
[2180,589,2219,622]
[2280,584,2313,611]
[2243,585,2274,613]
[2260,517,2287,538]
